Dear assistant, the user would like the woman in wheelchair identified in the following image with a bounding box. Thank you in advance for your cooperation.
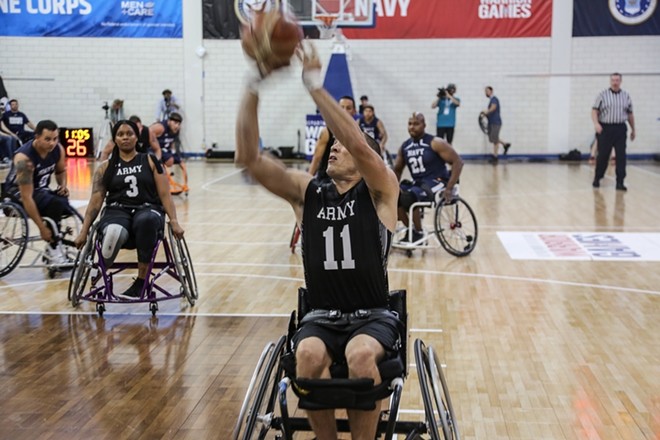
[74,119,184,299]
[3,119,75,266]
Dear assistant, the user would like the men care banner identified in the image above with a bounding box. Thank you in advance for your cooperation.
[0,0,183,38]
[573,0,660,36]
[342,0,553,39]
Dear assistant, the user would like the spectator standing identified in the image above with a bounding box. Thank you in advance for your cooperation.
[481,86,510,164]
[431,83,460,144]
[591,73,635,191]
[155,89,181,122]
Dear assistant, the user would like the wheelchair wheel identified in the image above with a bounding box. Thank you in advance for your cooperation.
[60,208,84,262]
[415,339,460,440]
[168,224,198,306]
[68,227,97,307]
[233,335,286,440]
[434,197,478,257]
[0,201,29,278]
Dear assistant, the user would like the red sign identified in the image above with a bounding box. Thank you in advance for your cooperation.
[342,0,552,39]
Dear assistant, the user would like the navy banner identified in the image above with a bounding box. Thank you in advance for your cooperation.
[573,0,660,36]
[0,0,182,38]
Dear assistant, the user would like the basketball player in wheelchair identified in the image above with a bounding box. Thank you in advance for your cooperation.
[149,112,189,195]
[393,112,463,240]
[73,119,184,299]
[235,39,404,439]
[1,119,81,274]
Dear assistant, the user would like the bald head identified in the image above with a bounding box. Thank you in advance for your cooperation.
[408,112,427,139]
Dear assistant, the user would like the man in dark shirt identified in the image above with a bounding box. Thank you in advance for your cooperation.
[236,41,401,440]
[1,99,36,144]
[481,86,511,164]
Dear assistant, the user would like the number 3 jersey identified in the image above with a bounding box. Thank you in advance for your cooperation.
[302,179,392,312]
[105,153,161,206]
[401,133,449,183]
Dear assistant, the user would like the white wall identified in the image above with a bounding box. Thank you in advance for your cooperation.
[1,1,658,155]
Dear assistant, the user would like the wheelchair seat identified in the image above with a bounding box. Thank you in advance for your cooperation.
[234,287,461,440]
[281,288,407,411]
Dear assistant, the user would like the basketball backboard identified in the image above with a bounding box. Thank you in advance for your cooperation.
[285,0,375,28]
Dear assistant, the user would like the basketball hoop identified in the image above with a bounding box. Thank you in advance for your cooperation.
[315,14,339,40]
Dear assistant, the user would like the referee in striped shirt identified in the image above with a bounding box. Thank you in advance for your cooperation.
[591,73,635,191]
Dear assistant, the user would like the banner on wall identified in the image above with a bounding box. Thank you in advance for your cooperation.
[343,0,553,39]
[305,114,325,157]
[203,0,551,39]
[0,1,182,38]
[573,0,660,36]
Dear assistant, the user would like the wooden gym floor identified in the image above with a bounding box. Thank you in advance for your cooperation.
[0,159,658,439]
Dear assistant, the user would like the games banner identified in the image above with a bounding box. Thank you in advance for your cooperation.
[343,0,553,39]
[573,0,660,36]
[0,0,182,38]
[305,114,326,157]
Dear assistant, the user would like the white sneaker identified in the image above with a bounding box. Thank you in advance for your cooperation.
[45,244,74,267]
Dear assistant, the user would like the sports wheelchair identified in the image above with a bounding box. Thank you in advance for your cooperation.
[68,218,198,317]
[233,289,461,440]
[392,185,478,258]
[0,195,82,278]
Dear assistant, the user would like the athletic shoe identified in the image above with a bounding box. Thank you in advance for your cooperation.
[45,244,74,267]
[503,143,511,155]
[117,278,144,299]
[592,180,600,188]
[411,230,425,243]
[616,184,627,192]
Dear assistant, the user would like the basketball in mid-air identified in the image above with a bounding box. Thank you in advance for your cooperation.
[241,7,303,71]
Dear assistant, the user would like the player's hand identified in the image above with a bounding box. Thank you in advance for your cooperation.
[40,226,53,243]
[630,129,635,141]
[298,41,323,91]
[443,186,454,204]
[56,186,69,197]
[74,232,87,249]
[170,220,185,239]
[594,123,603,134]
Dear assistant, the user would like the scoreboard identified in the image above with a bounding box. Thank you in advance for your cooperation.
[59,128,94,158]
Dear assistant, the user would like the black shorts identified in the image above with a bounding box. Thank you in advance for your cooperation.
[98,205,164,241]
[293,313,402,361]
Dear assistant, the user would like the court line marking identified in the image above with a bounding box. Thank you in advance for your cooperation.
[2,267,657,298]
[200,168,243,191]
[630,164,660,178]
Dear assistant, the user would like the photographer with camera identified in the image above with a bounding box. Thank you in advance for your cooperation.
[431,83,460,144]
[155,89,181,122]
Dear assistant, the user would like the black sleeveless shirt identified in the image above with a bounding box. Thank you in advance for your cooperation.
[301,179,392,312]
[105,153,161,206]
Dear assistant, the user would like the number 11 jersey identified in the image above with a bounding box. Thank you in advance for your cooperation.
[301,179,392,313]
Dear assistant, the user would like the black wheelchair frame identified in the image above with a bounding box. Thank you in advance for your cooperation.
[233,289,461,440]
[68,221,198,317]
[0,197,82,278]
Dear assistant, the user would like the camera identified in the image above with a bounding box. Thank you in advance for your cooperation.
[101,101,109,111]
[437,88,447,98]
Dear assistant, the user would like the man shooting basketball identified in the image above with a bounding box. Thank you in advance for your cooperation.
[235,40,402,440]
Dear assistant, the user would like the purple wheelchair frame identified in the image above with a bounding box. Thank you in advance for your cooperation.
[69,223,197,317]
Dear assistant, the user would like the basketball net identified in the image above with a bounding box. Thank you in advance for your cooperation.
[315,14,341,41]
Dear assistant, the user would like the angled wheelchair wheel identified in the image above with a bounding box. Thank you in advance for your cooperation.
[168,224,198,306]
[233,335,286,440]
[60,208,84,261]
[0,201,29,278]
[434,197,478,257]
[415,339,460,440]
[68,227,97,307]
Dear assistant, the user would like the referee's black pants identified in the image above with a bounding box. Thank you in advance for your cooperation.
[595,123,627,185]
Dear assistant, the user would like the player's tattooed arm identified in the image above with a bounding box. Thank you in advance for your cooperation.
[15,159,34,186]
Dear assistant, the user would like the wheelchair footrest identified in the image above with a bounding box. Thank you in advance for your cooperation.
[293,377,392,411]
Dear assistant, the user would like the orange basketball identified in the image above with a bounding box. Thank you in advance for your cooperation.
[241,9,303,71]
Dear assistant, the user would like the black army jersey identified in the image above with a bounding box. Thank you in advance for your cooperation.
[105,153,160,206]
[301,179,392,312]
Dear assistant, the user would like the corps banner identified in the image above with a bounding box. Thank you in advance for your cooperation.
[0,0,182,38]
[573,0,660,36]
[343,0,553,39]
